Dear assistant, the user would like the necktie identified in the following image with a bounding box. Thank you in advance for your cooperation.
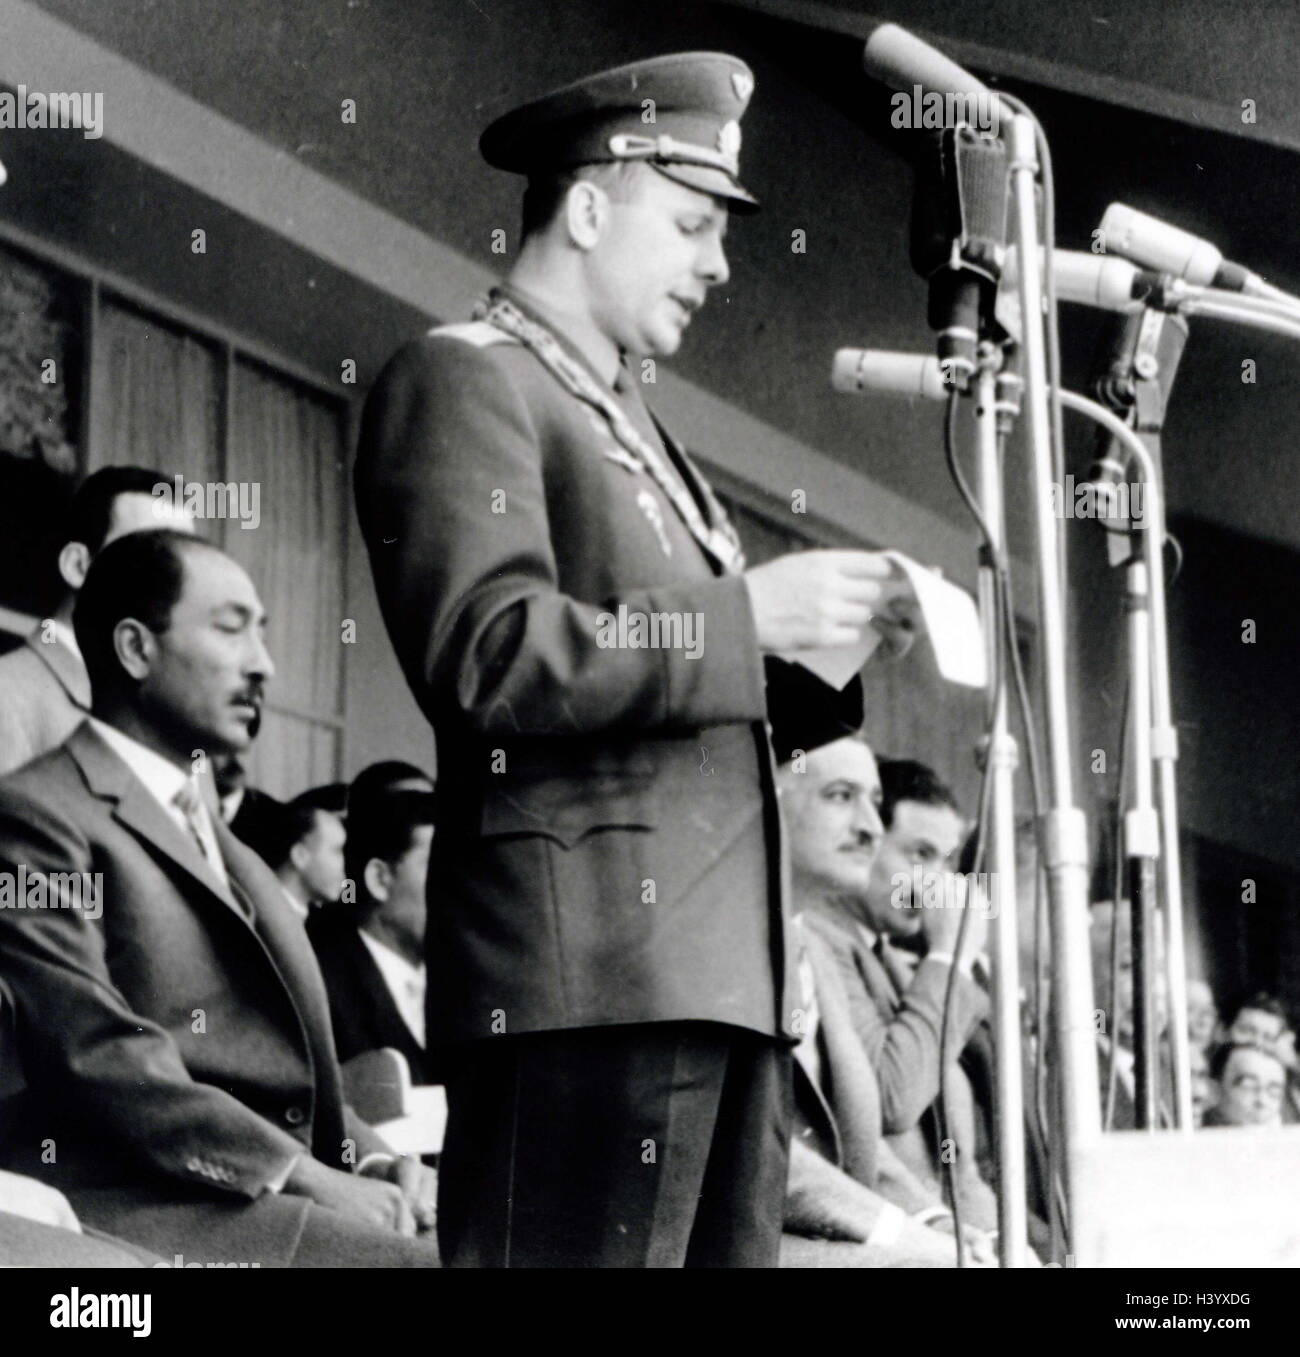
[174,778,229,887]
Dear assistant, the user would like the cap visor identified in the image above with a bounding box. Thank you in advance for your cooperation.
[651,162,759,212]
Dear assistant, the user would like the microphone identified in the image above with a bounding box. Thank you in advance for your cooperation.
[832,348,947,401]
[1002,248,1146,314]
[863,24,1013,388]
[1084,303,1188,522]
[1101,203,1293,302]
[905,124,1010,387]
[863,23,1016,126]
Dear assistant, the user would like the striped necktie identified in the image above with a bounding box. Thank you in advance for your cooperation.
[173,778,228,887]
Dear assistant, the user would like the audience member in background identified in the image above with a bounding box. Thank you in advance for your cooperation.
[1222,990,1288,1051]
[0,530,438,1266]
[864,759,967,954]
[775,730,995,1267]
[265,798,347,922]
[1217,992,1297,1125]
[785,743,997,1236]
[1090,900,1171,1129]
[308,784,436,1082]
[1189,1044,1215,1127]
[1186,978,1219,1053]
[1203,1042,1287,1128]
[0,465,193,776]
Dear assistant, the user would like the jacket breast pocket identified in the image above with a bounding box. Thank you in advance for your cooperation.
[479,776,657,850]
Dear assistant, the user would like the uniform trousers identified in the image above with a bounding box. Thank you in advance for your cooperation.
[437,1020,793,1268]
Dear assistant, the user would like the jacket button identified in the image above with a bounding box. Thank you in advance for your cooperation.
[284,1106,305,1126]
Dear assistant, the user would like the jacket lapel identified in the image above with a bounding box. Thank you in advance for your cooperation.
[68,724,247,923]
[804,923,883,1184]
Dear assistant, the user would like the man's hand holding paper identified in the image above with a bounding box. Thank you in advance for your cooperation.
[746,547,984,691]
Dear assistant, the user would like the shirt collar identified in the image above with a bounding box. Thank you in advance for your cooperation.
[89,717,191,814]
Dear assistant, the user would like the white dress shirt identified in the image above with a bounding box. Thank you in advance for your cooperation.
[359,929,426,1048]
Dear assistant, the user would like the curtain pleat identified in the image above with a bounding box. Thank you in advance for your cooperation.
[227,359,344,798]
[90,302,220,489]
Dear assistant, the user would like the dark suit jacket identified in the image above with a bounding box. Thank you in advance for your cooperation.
[0,629,90,777]
[225,785,284,865]
[0,723,389,1251]
[355,287,857,1044]
[306,912,435,1083]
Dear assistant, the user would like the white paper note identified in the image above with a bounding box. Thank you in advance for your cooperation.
[785,551,986,690]
[884,550,986,687]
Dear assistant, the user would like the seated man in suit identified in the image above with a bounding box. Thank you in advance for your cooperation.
[776,728,996,1267]
[0,464,193,777]
[0,529,439,1267]
[308,781,436,1083]
[820,755,998,1232]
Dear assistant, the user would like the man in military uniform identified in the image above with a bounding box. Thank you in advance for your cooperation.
[355,52,915,1267]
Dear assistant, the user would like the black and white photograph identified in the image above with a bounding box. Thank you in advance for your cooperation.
[0,0,1295,1317]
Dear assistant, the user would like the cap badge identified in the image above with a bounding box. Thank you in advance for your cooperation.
[731,71,754,102]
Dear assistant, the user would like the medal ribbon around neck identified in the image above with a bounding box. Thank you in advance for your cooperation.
[474,293,746,574]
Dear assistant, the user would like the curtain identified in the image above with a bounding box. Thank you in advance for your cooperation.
[89,299,221,489]
[226,358,345,799]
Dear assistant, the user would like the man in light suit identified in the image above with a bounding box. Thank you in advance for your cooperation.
[0,465,192,777]
[791,749,997,1232]
[776,731,996,1267]
[0,530,439,1267]
[355,52,917,1267]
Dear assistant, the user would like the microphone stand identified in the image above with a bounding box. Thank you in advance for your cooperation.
[1088,302,1189,1131]
[971,342,1029,1267]
[1007,114,1101,1255]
